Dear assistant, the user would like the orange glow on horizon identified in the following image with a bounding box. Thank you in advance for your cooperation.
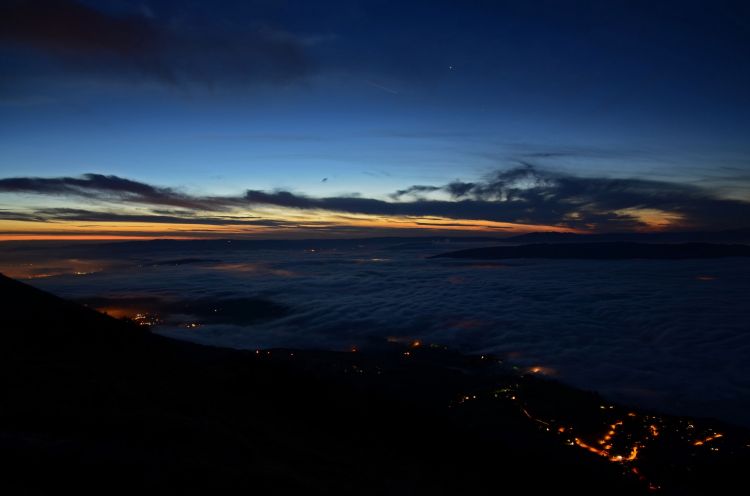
[0,234,198,241]
[0,211,582,241]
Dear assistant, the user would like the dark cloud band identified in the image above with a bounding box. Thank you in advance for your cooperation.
[0,0,315,89]
[1,166,749,231]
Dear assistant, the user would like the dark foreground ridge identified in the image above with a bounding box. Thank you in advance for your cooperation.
[1,274,747,494]
[431,242,750,260]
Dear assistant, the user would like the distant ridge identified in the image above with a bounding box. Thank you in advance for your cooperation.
[498,228,750,244]
[430,242,750,260]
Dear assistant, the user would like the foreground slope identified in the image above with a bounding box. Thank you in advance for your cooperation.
[0,273,649,494]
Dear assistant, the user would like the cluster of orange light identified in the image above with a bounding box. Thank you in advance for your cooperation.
[460,384,738,494]
[132,313,160,326]
[693,433,723,446]
[502,393,640,463]
[574,434,640,463]
[599,420,623,448]
[526,365,556,375]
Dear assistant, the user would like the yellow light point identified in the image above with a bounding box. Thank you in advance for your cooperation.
[411,340,421,348]
[649,425,659,437]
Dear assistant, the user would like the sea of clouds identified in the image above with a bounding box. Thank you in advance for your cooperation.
[4,239,749,426]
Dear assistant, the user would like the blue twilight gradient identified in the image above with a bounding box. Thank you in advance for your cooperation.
[1,0,750,199]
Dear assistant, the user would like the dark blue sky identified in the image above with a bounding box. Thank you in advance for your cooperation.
[1,0,749,237]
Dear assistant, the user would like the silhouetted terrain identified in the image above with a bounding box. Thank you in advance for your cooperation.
[499,229,750,244]
[432,242,750,260]
[2,274,747,494]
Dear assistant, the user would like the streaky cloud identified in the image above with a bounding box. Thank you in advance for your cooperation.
[2,165,749,232]
[0,173,242,211]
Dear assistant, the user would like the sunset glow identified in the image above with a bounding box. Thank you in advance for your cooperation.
[0,211,582,240]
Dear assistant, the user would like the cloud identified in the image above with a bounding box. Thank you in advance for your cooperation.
[244,189,553,226]
[441,165,750,230]
[0,173,241,210]
[2,166,749,232]
[0,0,159,56]
[28,208,289,227]
[0,0,315,89]
[0,209,45,222]
[389,185,442,199]
[246,165,750,230]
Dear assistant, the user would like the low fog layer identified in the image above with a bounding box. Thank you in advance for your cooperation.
[4,239,749,426]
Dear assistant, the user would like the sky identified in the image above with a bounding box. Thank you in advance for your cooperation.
[1,0,749,239]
